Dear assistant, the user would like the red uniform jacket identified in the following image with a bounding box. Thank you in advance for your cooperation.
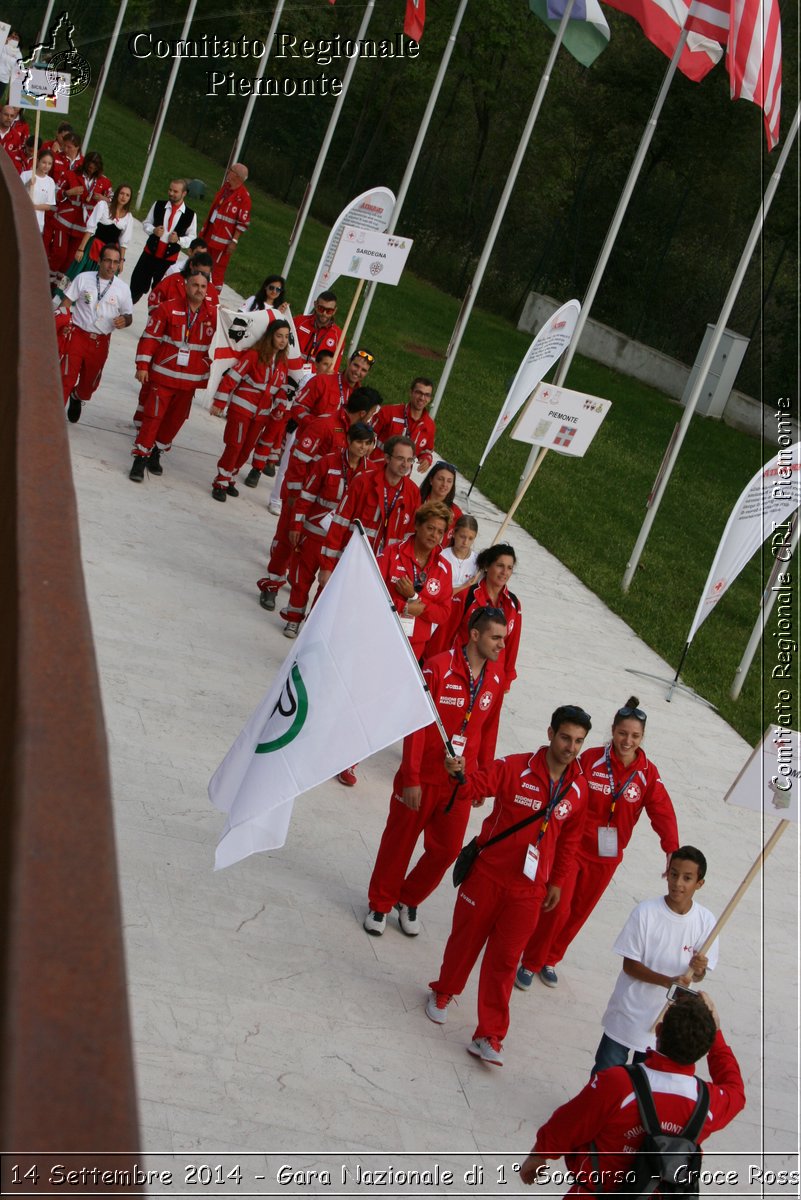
[290,370,355,429]
[378,537,453,659]
[148,271,220,312]
[370,403,436,465]
[400,647,505,788]
[0,123,25,163]
[136,298,217,391]
[51,151,83,186]
[533,1034,745,1195]
[459,748,588,890]
[282,409,354,504]
[323,466,420,563]
[292,449,369,539]
[577,744,678,865]
[55,170,112,235]
[427,578,522,688]
[212,348,287,419]
[200,182,251,250]
[293,313,344,368]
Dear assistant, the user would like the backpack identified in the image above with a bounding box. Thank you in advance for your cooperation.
[592,1065,710,1197]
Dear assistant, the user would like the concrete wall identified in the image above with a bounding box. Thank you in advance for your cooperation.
[518,292,798,447]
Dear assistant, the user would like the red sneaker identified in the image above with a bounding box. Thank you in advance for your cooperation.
[337,766,358,787]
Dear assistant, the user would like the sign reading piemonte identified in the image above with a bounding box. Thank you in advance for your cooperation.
[512,382,610,457]
[329,226,413,287]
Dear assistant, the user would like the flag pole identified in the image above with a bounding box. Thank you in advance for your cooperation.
[83,0,129,148]
[429,0,577,419]
[36,0,57,45]
[135,0,199,210]
[333,278,366,363]
[281,0,376,281]
[622,102,801,592]
[225,0,286,173]
[347,0,470,355]
[515,28,689,495]
[731,514,800,700]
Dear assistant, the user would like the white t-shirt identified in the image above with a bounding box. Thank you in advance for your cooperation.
[20,171,56,231]
[601,895,719,1052]
[87,200,134,248]
[65,271,134,336]
[440,546,478,589]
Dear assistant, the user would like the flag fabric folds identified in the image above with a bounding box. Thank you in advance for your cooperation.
[209,527,436,870]
[199,304,309,411]
[602,0,723,81]
[404,0,425,42]
[687,0,782,149]
[529,0,612,67]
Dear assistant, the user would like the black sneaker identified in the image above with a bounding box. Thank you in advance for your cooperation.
[211,486,227,503]
[129,457,146,482]
[147,447,163,475]
[67,393,82,423]
[264,463,276,477]
[227,483,239,497]
[259,590,276,611]
[244,468,261,488]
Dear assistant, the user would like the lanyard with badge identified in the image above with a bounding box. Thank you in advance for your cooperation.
[177,306,198,367]
[443,653,487,814]
[597,746,640,858]
[95,277,113,313]
[523,771,569,881]
[377,480,402,557]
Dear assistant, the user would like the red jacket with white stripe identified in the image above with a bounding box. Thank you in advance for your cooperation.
[212,348,288,419]
[289,371,355,429]
[293,313,344,368]
[533,1034,745,1194]
[282,408,353,502]
[322,465,420,563]
[370,403,436,465]
[577,744,679,865]
[427,578,522,689]
[459,748,588,890]
[136,299,216,391]
[200,182,251,249]
[148,271,220,312]
[378,536,453,659]
[291,449,370,539]
[55,170,112,234]
[400,648,506,788]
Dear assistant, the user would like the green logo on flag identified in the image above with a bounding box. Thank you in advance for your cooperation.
[255,664,309,753]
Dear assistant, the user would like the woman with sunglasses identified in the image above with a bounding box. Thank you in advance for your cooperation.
[419,461,462,544]
[515,696,679,992]
[240,274,288,313]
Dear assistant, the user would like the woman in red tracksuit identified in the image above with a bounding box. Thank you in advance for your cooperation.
[516,695,679,991]
[47,151,112,277]
[419,461,463,545]
[378,500,455,660]
[211,320,290,501]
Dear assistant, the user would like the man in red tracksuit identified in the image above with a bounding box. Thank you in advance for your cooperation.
[293,290,343,369]
[370,377,437,471]
[130,270,216,481]
[320,435,421,577]
[518,992,745,1192]
[200,163,251,287]
[281,421,377,636]
[257,388,382,610]
[425,704,592,1066]
[364,608,508,938]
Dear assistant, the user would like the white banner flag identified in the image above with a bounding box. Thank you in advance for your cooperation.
[209,528,435,869]
[687,442,801,644]
[198,304,310,411]
[478,299,581,469]
[724,726,800,823]
[304,187,395,313]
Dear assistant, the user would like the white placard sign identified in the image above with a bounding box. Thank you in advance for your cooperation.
[0,23,11,54]
[511,382,610,457]
[304,187,395,312]
[724,726,800,823]
[329,226,413,287]
[10,65,71,113]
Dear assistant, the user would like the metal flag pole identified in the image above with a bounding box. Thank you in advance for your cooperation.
[135,0,199,211]
[226,0,286,171]
[83,0,129,148]
[731,513,800,700]
[36,0,57,46]
[429,0,577,419]
[348,0,470,354]
[281,0,376,281]
[622,103,801,592]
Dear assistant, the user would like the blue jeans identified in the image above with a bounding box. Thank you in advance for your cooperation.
[593,1032,647,1074]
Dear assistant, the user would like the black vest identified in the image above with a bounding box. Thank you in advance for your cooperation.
[144,199,196,260]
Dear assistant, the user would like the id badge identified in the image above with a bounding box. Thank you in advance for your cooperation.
[399,615,415,637]
[176,345,191,367]
[450,734,467,756]
[597,826,619,857]
[523,843,540,881]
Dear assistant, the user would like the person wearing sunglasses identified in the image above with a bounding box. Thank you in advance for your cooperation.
[370,378,437,473]
[240,274,288,313]
[283,347,375,441]
[515,696,679,993]
[293,291,343,369]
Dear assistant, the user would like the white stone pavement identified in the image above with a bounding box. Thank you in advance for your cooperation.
[64,225,798,1195]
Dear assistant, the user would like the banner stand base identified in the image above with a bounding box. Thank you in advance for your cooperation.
[624,667,718,711]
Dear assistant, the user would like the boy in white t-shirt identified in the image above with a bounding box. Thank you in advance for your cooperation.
[593,845,718,1073]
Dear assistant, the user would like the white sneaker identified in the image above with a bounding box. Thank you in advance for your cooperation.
[283,622,299,639]
[425,990,453,1024]
[268,500,282,516]
[396,903,420,936]
[363,910,387,936]
[468,1036,504,1066]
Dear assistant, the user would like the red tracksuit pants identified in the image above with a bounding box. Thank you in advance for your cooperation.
[132,385,195,457]
[133,379,151,427]
[251,411,288,470]
[214,408,266,487]
[520,854,618,972]
[48,224,82,276]
[210,246,232,289]
[257,502,295,595]
[284,533,326,622]
[61,326,110,403]
[431,864,546,1042]
[369,778,469,913]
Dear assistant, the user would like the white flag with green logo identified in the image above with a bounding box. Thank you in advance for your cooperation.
[209,528,436,870]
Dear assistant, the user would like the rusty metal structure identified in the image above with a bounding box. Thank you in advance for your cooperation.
[0,151,140,1183]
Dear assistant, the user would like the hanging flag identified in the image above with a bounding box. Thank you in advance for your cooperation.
[209,527,436,870]
[687,0,782,149]
[602,0,723,81]
[685,441,800,645]
[404,0,425,42]
[198,304,310,411]
[529,0,612,67]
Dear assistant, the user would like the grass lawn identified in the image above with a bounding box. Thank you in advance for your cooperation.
[35,88,795,747]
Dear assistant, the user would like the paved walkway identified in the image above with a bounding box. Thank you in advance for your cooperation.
[66,225,798,1195]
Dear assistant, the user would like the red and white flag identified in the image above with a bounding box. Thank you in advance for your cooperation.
[603,0,723,81]
[687,0,782,148]
[405,0,426,41]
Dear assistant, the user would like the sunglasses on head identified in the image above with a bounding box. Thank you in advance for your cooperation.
[354,350,375,364]
[468,605,506,629]
[561,705,593,724]
[616,705,647,723]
